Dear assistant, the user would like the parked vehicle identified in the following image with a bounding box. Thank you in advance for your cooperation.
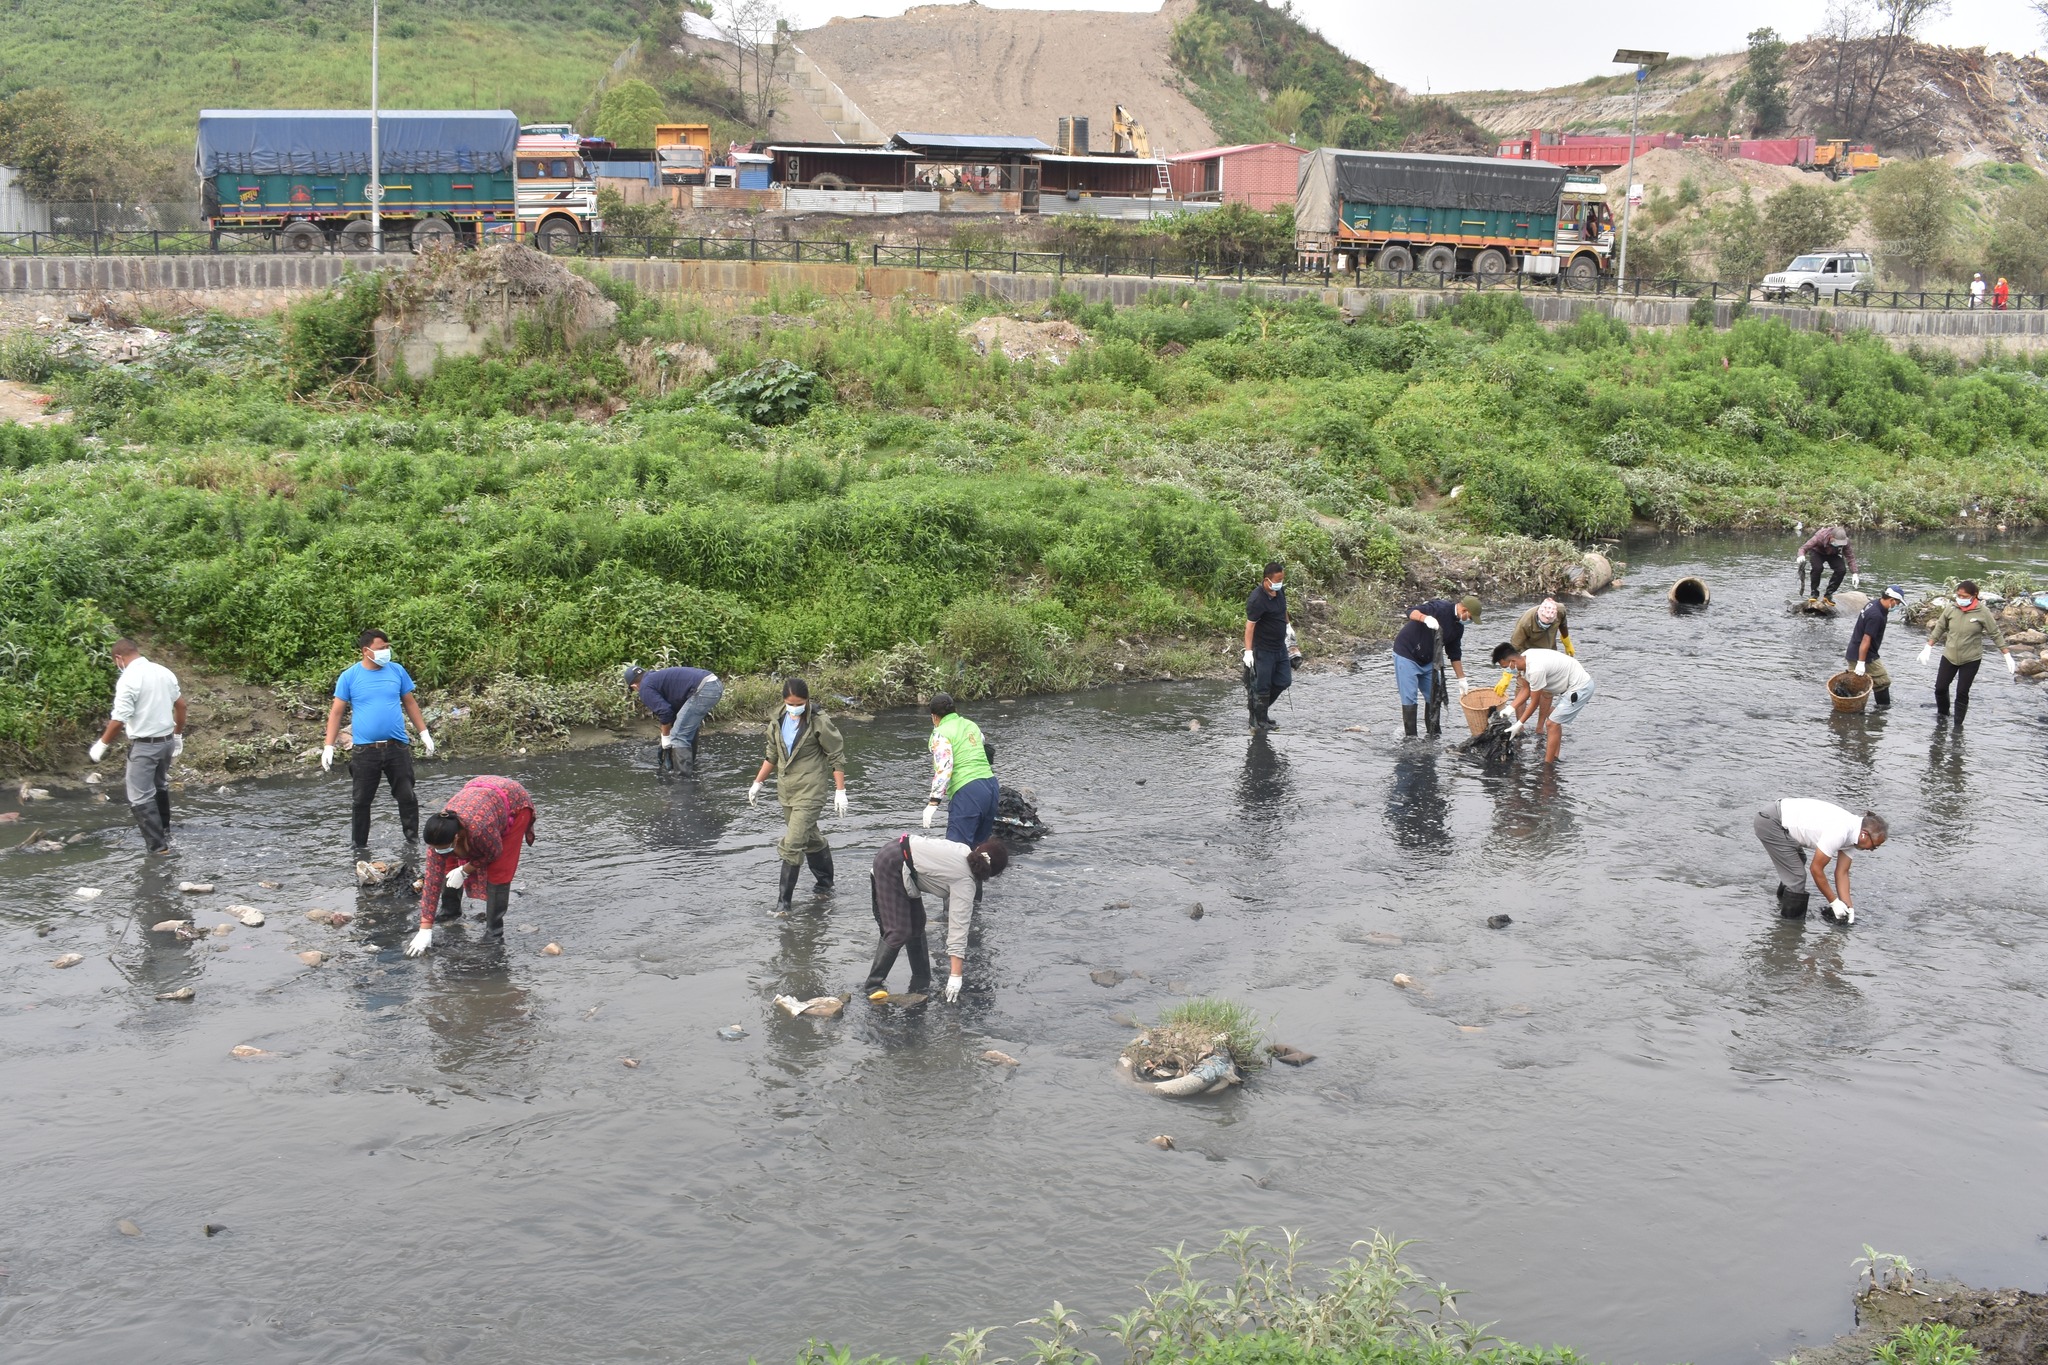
[1759,250,1874,302]
[1295,149,1612,285]
[510,123,605,252]
[1808,139,1881,179]
[654,123,713,187]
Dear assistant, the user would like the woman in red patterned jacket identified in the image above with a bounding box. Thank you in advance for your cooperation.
[407,776,536,956]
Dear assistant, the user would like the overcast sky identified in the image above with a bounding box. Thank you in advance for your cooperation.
[775,0,2042,93]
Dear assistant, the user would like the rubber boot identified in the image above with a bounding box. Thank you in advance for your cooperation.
[1776,884,1810,918]
[1250,692,1270,731]
[807,848,835,890]
[1423,698,1442,737]
[864,939,901,993]
[131,799,170,854]
[906,929,933,994]
[484,882,510,938]
[1263,694,1282,730]
[155,788,172,837]
[677,737,695,776]
[1401,704,1419,737]
[437,884,464,922]
[775,859,801,908]
[1873,686,1891,709]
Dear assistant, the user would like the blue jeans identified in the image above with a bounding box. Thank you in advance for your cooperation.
[945,775,1000,846]
[670,676,722,750]
[1251,647,1292,701]
[1394,654,1434,706]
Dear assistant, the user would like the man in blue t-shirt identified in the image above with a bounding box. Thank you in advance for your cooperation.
[322,628,435,852]
[1241,560,1291,731]
[623,662,724,773]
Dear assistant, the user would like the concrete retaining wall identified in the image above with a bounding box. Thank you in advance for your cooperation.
[7,255,2048,355]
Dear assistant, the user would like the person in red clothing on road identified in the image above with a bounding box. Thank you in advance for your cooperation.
[407,775,536,956]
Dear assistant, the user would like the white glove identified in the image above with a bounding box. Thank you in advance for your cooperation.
[445,865,465,889]
[1829,899,1853,925]
[419,729,435,758]
[88,739,107,763]
[833,789,848,818]
[171,734,184,759]
[1454,675,1469,697]
[659,731,674,749]
[1241,649,1254,670]
[1850,573,1861,588]
[1853,661,1866,676]
[944,974,963,1003]
[1505,714,1525,740]
[1423,615,1441,632]
[1917,644,1933,666]
[1796,554,1807,566]
[747,780,762,805]
[922,801,938,829]
[405,927,433,957]
[2006,653,2019,677]
[321,744,336,772]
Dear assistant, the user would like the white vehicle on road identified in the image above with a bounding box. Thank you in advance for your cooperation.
[1760,250,1874,303]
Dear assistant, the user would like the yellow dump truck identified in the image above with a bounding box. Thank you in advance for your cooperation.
[654,124,713,187]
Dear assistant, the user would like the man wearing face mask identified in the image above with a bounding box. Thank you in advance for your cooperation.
[1845,585,1906,709]
[1919,580,2014,725]
[1392,595,1479,738]
[1497,598,1572,698]
[322,628,435,853]
[749,676,848,909]
[1241,560,1291,732]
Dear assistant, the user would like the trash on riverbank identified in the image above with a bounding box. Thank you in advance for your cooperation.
[155,987,195,1001]
[355,860,395,886]
[774,994,847,1018]
[981,1049,1020,1066]
[1120,998,1263,1097]
[178,882,214,894]
[51,953,84,968]
[994,785,1049,843]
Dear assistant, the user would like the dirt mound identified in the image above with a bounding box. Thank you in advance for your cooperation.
[376,245,617,382]
[792,1,1216,155]
[960,316,1085,363]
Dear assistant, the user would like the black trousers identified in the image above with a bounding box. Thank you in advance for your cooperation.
[866,842,932,992]
[1935,657,1981,722]
[1806,550,1847,599]
[350,741,419,848]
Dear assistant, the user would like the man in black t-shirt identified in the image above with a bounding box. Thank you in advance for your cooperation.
[1241,560,1291,731]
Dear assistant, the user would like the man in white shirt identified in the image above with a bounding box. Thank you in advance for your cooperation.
[1489,644,1596,763]
[87,639,187,855]
[1754,798,1887,924]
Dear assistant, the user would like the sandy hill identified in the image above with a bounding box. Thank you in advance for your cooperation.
[784,1,1217,154]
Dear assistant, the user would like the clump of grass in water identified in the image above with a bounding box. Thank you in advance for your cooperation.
[1123,997,1266,1077]
[1874,1323,1979,1365]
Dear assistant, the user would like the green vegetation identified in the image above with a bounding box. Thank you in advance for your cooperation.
[1873,1324,1979,1365]
[6,262,2048,763]
[778,1228,1594,1364]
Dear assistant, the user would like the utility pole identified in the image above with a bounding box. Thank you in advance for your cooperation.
[369,0,382,253]
[1611,49,1666,287]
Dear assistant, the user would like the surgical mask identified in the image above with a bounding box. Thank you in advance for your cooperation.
[372,647,392,665]
[429,845,455,857]
[1268,578,1283,591]
[1956,596,1974,609]
[786,703,806,717]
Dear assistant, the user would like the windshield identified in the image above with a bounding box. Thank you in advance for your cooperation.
[1786,255,1825,272]
[658,147,706,167]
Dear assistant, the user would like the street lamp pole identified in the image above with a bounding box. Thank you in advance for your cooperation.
[1611,49,1666,288]
[369,0,382,254]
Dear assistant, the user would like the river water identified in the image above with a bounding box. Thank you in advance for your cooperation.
[5,535,2048,1364]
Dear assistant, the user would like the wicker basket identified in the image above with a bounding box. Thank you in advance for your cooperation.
[1826,669,1872,713]
[1461,689,1501,736]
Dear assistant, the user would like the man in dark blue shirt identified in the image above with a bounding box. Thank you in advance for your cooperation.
[1241,560,1291,731]
[624,663,724,773]
[1845,585,1904,709]
[1391,595,1480,737]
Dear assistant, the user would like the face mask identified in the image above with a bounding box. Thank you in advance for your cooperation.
[429,845,454,857]
[1268,579,1283,591]
[786,703,806,717]
[1956,596,1974,609]
[372,647,392,664]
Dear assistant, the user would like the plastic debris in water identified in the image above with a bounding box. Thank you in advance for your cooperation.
[1487,914,1513,929]
[541,943,563,956]
[305,909,332,924]
[716,1025,746,1041]
[1148,1135,1175,1150]
[151,919,189,933]
[203,1223,227,1237]
[178,882,214,894]
[1187,902,1204,919]
[117,1219,142,1237]
[775,994,846,1018]
[981,1050,1020,1067]
[259,881,282,890]
[1392,973,1414,988]
[297,951,324,966]
[211,923,233,937]
[229,1045,270,1058]
[1267,1044,1316,1067]
[75,887,102,900]
[155,987,195,1001]
[51,953,84,969]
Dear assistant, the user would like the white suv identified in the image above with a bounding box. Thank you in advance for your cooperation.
[1760,251,1874,303]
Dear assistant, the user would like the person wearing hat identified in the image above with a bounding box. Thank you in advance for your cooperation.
[1796,525,1858,608]
[623,663,722,773]
[1496,598,1573,698]
[1392,595,1480,738]
[1489,642,1595,763]
[1845,586,1905,709]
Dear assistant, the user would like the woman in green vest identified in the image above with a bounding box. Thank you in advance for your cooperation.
[922,692,999,845]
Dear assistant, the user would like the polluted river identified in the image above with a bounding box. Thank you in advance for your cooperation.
[4,534,2048,1364]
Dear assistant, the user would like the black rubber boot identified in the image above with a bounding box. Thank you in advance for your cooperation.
[1263,691,1283,730]
[775,859,802,908]
[906,929,933,994]
[438,885,464,922]
[484,882,510,937]
[1873,686,1891,709]
[807,848,834,890]
[1424,698,1442,737]
[1776,884,1810,918]
[155,788,172,836]
[864,939,901,993]
[1401,704,1419,737]
[1250,692,1270,730]
[131,799,170,854]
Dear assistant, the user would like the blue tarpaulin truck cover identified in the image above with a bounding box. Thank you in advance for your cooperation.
[196,110,520,177]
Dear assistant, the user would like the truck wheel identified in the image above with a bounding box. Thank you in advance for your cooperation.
[411,218,456,253]
[1420,245,1457,278]
[279,222,324,254]
[535,218,581,254]
[1377,245,1414,275]
[1798,283,1818,304]
[1564,254,1599,289]
[339,219,375,253]
[1473,248,1509,284]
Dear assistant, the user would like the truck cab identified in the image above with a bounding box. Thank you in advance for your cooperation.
[654,123,713,187]
[514,123,602,251]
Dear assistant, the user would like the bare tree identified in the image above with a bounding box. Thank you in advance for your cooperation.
[1850,0,1950,139]
[1817,0,1868,132]
[713,0,790,130]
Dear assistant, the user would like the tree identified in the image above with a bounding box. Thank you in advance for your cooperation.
[1267,87,1315,144]
[1730,28,1790,135]
[0,88,122,200]
[1864,158,1958,287]
[1813,0,1951,140]
[594,78,666,148]
[1987,176,2048,293]
[1709,189,1768,285]
[1763,184,1857,264]
[714,0,790,129]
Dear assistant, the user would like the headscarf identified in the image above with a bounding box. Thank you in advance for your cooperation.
[1536,599,1558,626]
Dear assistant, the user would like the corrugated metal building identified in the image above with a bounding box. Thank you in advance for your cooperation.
[1166,143,1306,211]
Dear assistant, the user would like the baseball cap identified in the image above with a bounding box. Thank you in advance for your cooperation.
[1881,585,1906,602]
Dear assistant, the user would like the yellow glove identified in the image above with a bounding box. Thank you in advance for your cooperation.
[1493,672,1512,698]
[1561,637,1576,657]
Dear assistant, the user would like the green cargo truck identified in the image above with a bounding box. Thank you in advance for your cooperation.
[197,109,521,252]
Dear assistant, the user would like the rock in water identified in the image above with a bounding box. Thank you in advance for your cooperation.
[541,943,563,956]
[1090,969,1127,987]
[51,953,84,969]
[117,1219,142,1237]
[621,1058,640,1069]
[178,882,214,894]
[203,1223,227,1237]
[1487,914,1513,929]
[1187,902,1204,920]
[1268,1044,1316,1067]
[259,880,282,890]
[297,951,324,966]
[234,907,264,927]
[151,920,190,933]
[981,1050,1020,1067]
[1392,973,1414,988]
[326,911,352,928]
[211,923,233,937]
[75,887,103,900]
[305,909,333,924]
[1148,1134,1176,1150]
[229,1045,270,1058]
[155,987,195,1001]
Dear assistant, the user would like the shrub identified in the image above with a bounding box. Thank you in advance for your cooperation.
[0,332,59,383]
[281,272,384,395]
[703,359,827,425]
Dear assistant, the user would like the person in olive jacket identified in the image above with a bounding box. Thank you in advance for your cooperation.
[1918,580,2015,725]
[749,676,848,907]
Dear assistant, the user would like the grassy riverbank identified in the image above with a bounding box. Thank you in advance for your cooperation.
[3,264,2047,772]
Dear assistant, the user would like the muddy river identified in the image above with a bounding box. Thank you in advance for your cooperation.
[5,535,2047,1363]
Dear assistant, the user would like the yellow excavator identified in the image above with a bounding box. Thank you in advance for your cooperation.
[1113,103,1152,158]
[1811,138,1881,180]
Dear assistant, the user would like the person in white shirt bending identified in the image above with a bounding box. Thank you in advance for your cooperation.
[1753,798,1886,924]
[1489,643,1596,764]
[86,638,187,855]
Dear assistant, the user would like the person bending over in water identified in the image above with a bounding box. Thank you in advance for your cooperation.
[408,776,536,956]
[1754,798,1885,924]
[865,834,1008,1002]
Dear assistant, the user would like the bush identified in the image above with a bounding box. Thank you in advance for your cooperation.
[703,359,827,425]
[0,332,59,383]
[281,273,383,395]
